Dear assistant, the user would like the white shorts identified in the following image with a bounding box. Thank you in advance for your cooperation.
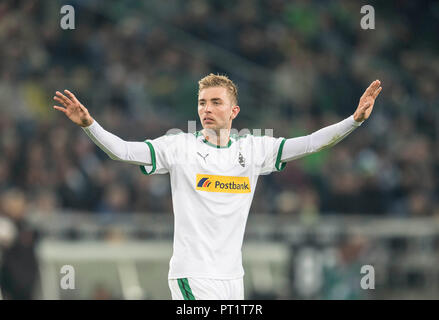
[168,277,244,300]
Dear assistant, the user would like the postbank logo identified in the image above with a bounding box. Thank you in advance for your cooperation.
[196,174,251,193]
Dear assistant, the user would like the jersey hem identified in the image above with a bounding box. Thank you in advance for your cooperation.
[168,273,244,280]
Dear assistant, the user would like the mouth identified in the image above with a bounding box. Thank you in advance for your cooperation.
[203,117,214,123]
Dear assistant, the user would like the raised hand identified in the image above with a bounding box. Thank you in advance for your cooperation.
[53,90,94,127]
[353,80,382,122]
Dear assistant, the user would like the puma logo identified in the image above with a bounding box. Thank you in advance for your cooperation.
[197,152,209,162]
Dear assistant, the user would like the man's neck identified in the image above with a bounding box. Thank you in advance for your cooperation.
[201,128,231,147]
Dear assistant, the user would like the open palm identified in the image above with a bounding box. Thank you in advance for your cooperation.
[53,90,93,127]
[353,80,382,122]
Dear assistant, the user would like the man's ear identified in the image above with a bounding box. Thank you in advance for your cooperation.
[231,105,240,120]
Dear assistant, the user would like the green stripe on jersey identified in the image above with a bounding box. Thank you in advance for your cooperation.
[202,138,233,149]
[275,138,287,172]
[139,141,156,175]
[177,278,195,300]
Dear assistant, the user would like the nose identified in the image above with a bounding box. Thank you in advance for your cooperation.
[204,103,212,113]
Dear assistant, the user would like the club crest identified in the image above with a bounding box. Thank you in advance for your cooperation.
[238,152,245,167]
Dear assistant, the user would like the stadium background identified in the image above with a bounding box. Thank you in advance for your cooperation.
[0,0,438,299]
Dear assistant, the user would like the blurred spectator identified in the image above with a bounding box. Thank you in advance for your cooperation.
[321,235,370,300]
[0,189,39,300]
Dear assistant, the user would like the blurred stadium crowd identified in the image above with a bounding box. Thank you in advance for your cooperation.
[0,0,438,221]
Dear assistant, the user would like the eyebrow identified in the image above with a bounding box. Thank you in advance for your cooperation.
[198,98,223,102]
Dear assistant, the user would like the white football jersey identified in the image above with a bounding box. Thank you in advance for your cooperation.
[140,131,286,279]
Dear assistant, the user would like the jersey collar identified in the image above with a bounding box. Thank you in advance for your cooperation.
[195,131,233,149]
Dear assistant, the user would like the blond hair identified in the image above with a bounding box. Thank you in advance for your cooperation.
[198,73,238,105]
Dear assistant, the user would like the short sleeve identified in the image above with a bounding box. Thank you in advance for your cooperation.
[139,134,180,175]
[258,136,287,175]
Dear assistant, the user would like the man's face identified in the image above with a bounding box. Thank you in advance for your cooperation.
[198,86,239,131]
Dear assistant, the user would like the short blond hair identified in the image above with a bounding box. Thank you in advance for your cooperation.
[198,73,238,105]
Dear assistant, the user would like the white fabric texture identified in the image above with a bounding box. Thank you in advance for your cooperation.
[281,114,363,162]
[82,120,151,165]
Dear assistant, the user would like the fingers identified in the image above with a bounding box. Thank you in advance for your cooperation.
[53,105,67,113]
[370,79,380,91]
[373,86,382,99]
[365,80,379,96]
[53,96,68,107]
[363,80,381,98]
[361,102,371,111]
[64,89,80,104]
[55,91,73,105]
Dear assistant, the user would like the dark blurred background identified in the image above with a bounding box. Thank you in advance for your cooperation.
[0,0,438,299]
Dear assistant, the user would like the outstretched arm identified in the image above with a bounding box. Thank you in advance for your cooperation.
[53,90,151,165]
[281,80,382,162]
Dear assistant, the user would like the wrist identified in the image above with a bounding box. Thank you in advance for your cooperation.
[351,114,364,125]
[81,117,94,128]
